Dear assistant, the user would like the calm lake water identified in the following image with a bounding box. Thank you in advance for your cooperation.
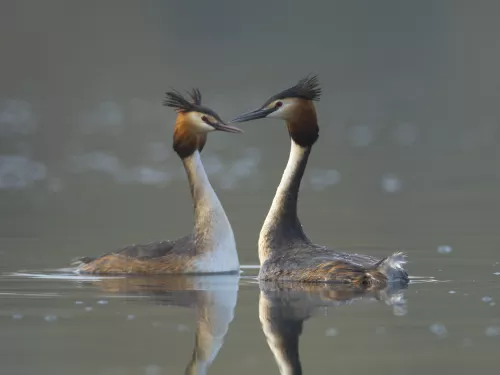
[2,1,500,374]
[1,246,499,374]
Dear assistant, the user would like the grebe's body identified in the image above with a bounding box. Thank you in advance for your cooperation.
[75,89,241,275]
[230,76,408,288]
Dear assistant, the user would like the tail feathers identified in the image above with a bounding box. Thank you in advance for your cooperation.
[373,252,408,282]
[70,256,94,267]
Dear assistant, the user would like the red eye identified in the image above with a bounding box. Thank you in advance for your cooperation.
[276,101,283,108]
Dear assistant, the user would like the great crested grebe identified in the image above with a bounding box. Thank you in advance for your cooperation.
[73,89,242,275]
[230,76,408,288]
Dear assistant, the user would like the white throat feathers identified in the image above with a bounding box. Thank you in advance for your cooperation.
[258,139,312,264]
[183,151,239,272]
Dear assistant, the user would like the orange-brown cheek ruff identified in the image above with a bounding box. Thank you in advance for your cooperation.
[173,113,207,158]
[286,100,319,148]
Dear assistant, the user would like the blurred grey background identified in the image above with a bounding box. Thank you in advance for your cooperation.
[1,0,499,272]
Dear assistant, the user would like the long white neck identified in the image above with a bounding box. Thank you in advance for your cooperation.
[258,139,311,264]
[183,151,239,272]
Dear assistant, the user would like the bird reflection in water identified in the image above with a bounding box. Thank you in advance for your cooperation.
[89,275,239,375]
[259,282,408,375]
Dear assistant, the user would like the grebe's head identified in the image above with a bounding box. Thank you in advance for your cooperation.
[229,75,321,147]
[164,88,242,158]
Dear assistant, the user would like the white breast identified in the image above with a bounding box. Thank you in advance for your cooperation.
[184,151,240,273]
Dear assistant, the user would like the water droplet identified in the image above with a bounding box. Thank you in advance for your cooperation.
[449,290,456,294]
[325,328,338,337]
[482,296,493,303]
[44,314,58,322]
[375,326,387,335]
[490,302,496,307]
[485,326,500,337]
[12,313,23,320]
[127,314,136,320]
[75,301,84,305]
[97,300,108,305]
[494,272,500,276]
[437,245,452,254]
[429,323,447,337]
[85,306,93,312]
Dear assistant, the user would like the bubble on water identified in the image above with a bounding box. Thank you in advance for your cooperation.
[127,314,136,320]
[12,313,23,320]
[381,174,401,193]
[75,301,84,305]
[145,365,162,375]
[44,314,58,322]
[485,326,500,337]
[482,296,493,303]
[437,245,452,254]
[494,272,500,276]
[375,326,387,335]
[177,324,189,332]
[97,300,108,305]
[449,291,456,294]
[348,125,373,147]
[325,328,338,337]
[429,323,447,337]
[85,306,93,312]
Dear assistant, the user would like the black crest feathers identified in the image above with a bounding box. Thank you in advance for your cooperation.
[163,88,203,112]
[269,74,322,103]
[292,75,321,101]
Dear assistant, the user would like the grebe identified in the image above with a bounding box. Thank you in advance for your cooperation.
[230,76,408,288]
[74,89,242,275]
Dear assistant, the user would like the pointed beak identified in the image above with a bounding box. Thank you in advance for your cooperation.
[229,107,275,123]
[212,122,244,133]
